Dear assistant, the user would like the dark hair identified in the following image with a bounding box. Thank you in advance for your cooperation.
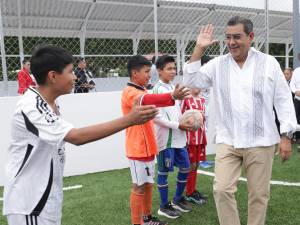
[155,55,175,70]
[22,58,30,65]
[127,55,152,77]
[76,57,85,64]
[284,67,293,72]
[151,55,156,64]
[30,45,73,85]
[201,55,211,65]
[227,16,253,35]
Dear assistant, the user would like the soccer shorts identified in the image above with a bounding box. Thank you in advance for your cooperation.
[7,214,60,225]
[187,144,206,163]
[157,147,190,172]
[129,159,155,186]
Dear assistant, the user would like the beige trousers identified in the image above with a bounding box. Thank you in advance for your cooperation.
[213,144,275,225]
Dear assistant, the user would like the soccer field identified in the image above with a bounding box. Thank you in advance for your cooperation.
[1,145,299,225]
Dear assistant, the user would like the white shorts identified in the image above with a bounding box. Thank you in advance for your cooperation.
[129,159,155,186]
[7,214,60,225]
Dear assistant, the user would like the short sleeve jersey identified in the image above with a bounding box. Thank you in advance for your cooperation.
[181,96,207,146]
[121,83,158,158]
[3,87,74,221]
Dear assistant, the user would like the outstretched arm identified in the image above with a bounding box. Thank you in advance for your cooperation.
[140,84,189,107]
[64,104,158,145]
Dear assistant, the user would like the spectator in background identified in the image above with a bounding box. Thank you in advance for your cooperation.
[290,54,300,145]
[74,57,95,93]
[148,55,159,89]
[283,67,293,85]
[17,59,36,95]
[275,67,294,135]
[145,54,162,90]
[283,67,294,100]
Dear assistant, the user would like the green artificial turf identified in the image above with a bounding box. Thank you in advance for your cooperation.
[1,145,299,225]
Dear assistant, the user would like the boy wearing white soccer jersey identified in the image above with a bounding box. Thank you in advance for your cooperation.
[123,55,191,225]
[152,55,192,219]
[3,45,158,225]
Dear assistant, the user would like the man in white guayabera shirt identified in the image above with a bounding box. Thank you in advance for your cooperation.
[183,16,297,225]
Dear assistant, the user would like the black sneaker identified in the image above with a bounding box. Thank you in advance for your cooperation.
[171,197,192,213]
[157,202,181,219]
[143,215,168,225]
[194,190,208,200]
[186,191,207,205]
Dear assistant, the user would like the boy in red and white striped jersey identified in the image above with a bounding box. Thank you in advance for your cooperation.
[181,87,208,205]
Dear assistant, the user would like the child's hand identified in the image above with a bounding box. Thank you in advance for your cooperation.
[172,84,189,100]
[179,117,197,131]
[129,104,158,125]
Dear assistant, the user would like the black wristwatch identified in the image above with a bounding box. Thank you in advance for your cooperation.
[281,131,293,139]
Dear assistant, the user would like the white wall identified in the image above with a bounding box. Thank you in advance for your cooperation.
[0,91,216,186]
[0,97,20,187]
[0,75,183,97]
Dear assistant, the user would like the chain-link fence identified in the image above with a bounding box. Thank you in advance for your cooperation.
[0,0,294,96]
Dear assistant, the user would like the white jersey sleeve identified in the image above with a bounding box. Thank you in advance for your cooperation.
[18,93,73,147]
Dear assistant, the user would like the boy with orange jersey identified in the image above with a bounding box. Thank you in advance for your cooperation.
[121,55,191,225]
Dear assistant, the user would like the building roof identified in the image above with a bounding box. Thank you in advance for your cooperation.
[0,0,295,43]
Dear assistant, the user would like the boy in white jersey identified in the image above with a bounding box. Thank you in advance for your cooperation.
[2,45,158,225]
[152,55,193,219]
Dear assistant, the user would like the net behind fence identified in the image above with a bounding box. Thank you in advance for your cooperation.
[0,0,293,96]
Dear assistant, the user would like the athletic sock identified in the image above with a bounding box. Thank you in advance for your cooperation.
[174,170,189,202]
[130,190,144,224]
[186,170,197,196]
[142,183,153,217]
[157,172,168,208]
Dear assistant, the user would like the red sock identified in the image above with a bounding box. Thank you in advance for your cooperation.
[130,190,144,224]
[186,170,197,196]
